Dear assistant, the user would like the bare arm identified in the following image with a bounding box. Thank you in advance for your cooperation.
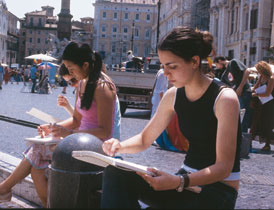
[186,89,239,187]
[138,88,240,192]
[254,77,274,97]
[103,87,176,156]
[236,68,251,96]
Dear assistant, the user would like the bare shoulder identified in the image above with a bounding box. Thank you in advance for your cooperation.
[215,88,239,115]
[160,87,177,110]
[95,81,115,100]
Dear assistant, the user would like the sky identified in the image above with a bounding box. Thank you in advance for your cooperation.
[5,0,95,21]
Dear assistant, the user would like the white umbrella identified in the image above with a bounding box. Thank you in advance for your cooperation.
[25,54,57,62]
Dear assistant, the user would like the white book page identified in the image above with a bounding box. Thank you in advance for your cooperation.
[25,135,60,145]
[26,108,61,123]
[72,151,155,176]
[72,151,115,168]
[255,85,273,104]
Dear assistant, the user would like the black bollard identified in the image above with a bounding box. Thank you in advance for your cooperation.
[48,133,104,208]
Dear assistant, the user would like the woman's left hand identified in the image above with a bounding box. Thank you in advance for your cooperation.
[51,124,72,138]
[137,168,179,191]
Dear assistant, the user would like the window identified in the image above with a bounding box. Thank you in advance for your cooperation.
[245,12,249,31]
[37,38,40,44]
[30,17,33,26]
[123,44,127,53]
[250,9,258,29]
[124,27,128,33]
[135,28,139,37]
[101,26,106,32]
[114,12,118,19]
[134,45,138,54]
[38,18,42,26]
[135,13,139,20]
[38,30,41,35]
[112,44,116,53]
[103,12,106,18]
[145,29,150,39]
[101,34,106,38]
[29,38,32,43]
[228,50,234,59]
[113,27,117,33]
[124,13,129,20]
[45,39,48,44]
[146,14,150,21]
[29,30,32,34]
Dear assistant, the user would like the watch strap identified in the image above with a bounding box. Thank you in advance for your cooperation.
[182,173,189,188]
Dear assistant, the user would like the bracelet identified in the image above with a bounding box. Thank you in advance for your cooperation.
[182,173,190,188]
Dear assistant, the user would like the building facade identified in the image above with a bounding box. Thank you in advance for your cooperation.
[7,11,19,66]
[18,6,58,64]
[93,0,158,66]
[271,6,274,48]
[151,0,210,51]
[0,0,8,64]
[151,0,193,50]
[190,0,210,31]
[210,0,274,67]
[71,17,94,48]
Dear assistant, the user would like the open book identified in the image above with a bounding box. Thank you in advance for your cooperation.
[26,107,61,124]
[255,85,273,104]
[72,150,156,176]
[25,135,61,145]
[72,151,202,193]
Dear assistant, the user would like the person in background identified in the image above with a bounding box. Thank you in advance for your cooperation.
[4,67,10,85]
[250,61,274,151]
[214,56,252,133]
[0,63,3,89]
[150,65,168,118]
[101,27,241,209]
[30,65,38,93]
[23,66,30,86]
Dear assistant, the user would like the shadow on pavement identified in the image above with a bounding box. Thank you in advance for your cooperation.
[122,110,151,120]
[249,148,274,155]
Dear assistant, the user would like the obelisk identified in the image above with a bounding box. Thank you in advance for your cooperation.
[57,0,73,40]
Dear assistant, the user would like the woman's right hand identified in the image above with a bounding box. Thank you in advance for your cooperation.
[57,95,69,107]
[102,138,121,156]
[38,124,51,138]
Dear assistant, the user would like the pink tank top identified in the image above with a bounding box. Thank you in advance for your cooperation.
[76,86,116,141]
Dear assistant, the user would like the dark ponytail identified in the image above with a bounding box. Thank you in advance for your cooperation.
[62,42,104,110]
[157,26,212,63]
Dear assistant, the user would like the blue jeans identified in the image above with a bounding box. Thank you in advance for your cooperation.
[238,91,252,133]
[31,78,37,93]
[101,166,238,209]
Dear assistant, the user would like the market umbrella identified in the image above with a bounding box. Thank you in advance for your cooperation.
[25,54,57,62]
[38,62,60,70]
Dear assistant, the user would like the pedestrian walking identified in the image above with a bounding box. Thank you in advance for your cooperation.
[3,67,10,85]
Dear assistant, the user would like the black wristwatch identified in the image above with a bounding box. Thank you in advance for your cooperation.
[176,175,184,192]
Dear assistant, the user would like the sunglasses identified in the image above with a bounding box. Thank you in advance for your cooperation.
[67,77,78,86]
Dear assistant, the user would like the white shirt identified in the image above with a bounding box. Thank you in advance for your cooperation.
[151,69,168,118]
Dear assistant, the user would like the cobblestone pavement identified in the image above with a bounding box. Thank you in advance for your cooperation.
[0,82,274,209]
